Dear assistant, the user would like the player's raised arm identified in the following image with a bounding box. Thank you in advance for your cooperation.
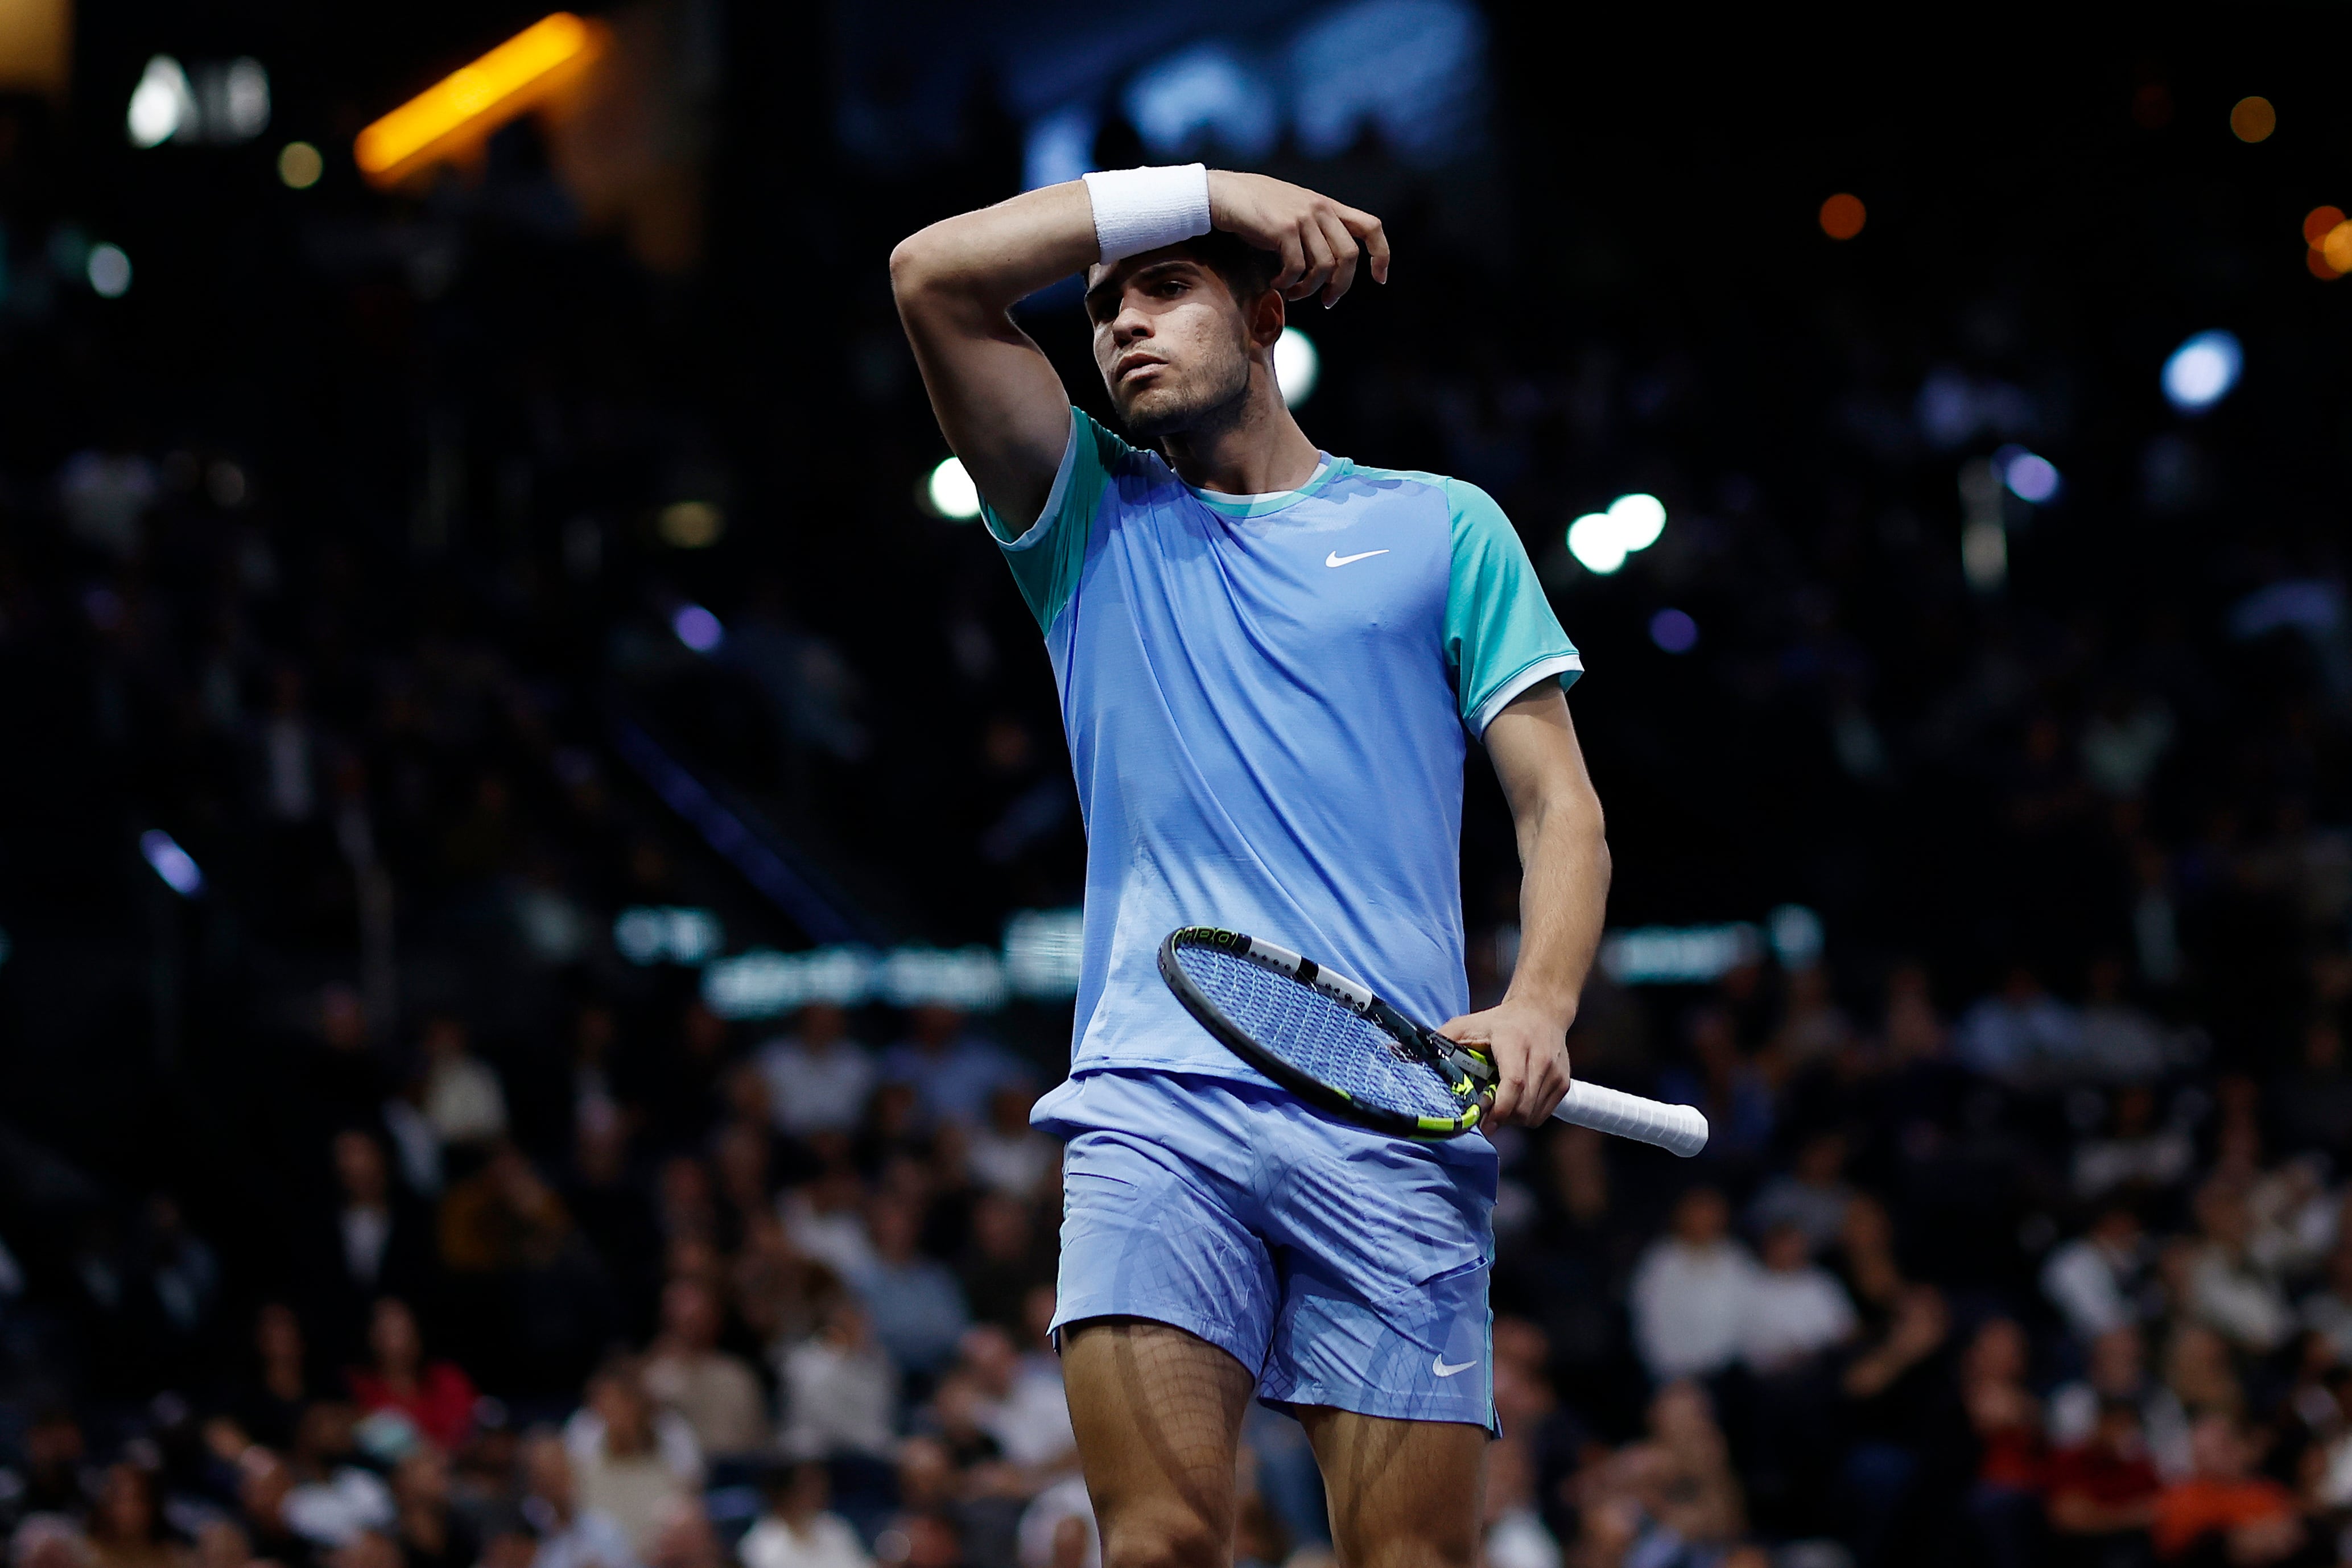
[889,183,1097,533]
[890,168,1390,531]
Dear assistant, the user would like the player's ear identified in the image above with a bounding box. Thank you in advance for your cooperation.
[1247,286,1285,352]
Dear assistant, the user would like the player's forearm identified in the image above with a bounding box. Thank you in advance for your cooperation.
[1504,786,1610,1029]
[888,182,1099,319]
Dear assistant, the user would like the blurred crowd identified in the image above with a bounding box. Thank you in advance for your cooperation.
[5,16,2352,1568]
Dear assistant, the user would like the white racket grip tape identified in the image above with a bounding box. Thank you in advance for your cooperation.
[1552,1080,1709,1157]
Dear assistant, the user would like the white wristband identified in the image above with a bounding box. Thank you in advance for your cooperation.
[1082,164,1212,265]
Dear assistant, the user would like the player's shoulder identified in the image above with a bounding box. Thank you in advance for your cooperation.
[1072,408,1173,493]
[1331,464,1509,533]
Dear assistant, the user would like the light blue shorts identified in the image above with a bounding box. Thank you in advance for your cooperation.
[1033,1068,1497,1431]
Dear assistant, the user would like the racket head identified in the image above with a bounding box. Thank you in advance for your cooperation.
[1158,926,1489,1140]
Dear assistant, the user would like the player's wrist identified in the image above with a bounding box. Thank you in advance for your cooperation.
[1499,988,1578,1034]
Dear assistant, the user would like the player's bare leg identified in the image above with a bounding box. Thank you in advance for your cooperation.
[1298,1408,1484,1568]
[1062,1318,1255,1568]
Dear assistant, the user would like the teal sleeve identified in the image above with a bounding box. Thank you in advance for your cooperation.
[1443,478,1583,734]
[979,408,1123,633]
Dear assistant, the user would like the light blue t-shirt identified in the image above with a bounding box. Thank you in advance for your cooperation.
[985,408,1582,1080]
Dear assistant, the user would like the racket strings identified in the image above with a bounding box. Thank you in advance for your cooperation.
[1175,946,1466,1121]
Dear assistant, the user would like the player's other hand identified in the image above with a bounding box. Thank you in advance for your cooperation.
[1435,999,1571,1127]
[1206,171,1390,308]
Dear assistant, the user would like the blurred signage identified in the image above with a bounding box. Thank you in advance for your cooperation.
[700,907,1085,1018]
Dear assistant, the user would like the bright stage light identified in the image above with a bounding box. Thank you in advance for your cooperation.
[671,603,724,653]
[2161,330,2242,414]
[2231,96,2276,143]
[127,55,195,147]
[1607,492,1666,551]
[354,13,602,188]
[1996,447,2061,504]
[86,244,131,298]
[1275,326,1319,407]
[1567,513,1627,575]
[140,830,204,897]
[925,457,981,520]
[278,141,323,188]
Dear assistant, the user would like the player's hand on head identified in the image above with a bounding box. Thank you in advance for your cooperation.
[1206,171,1389,308]
[1436,1000,1572,1127]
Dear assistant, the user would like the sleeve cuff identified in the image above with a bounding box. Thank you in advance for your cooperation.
[1467,653,1584,736]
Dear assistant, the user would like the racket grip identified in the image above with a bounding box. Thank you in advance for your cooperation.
[1551,1080,1710,1157]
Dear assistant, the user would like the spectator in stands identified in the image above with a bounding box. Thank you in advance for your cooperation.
[519,1433,638,1568]
[2159,1326,2247,1428]
[1629,1186,1758,1381]
[880,1006,1023,1129]
[755,1004,876,1142]
[347,1297,476,1449]
[955,1324,1074,1474]
[851,1196,969,1379]
[2149,1415,2305,1564]
[2049,1327,2193,1480]
[565,1357,700,1557]
[1961,1318,2046,1568]
[387,1445,476,1568]
[419,1016,507,1151]
[316,1131,435,1356]
[2045,1204,2153,1343]
[777,1297,897,1463]
[782,1166,877,1281]
[2269,1017,2352,1160]
[85,1465,180,1568]
[2301,1240,2352,1363]
[2046,1398,2163,1566]
[740,1462,872,1568]
[1746,1131,1855,1255]
[642,1277,766,1461]
[1839,1285,1959,1563]
[236,1303,319,1450]
[2184,1180,2293,1354]
[11,1516,93,1568]
[1955,965,2083,1083]
[1739,1220,1858,1373]
[2074,1088,2194,1203]
[956,1194,1053,1336]
[965,1084,1054,1202]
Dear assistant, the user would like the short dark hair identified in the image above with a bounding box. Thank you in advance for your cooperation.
[1175,230,1281,305]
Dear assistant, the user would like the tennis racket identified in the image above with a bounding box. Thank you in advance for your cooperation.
[1158,925,1709,1156]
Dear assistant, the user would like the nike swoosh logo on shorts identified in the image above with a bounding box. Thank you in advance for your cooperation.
[1326,549,1389,568]
[1431,1355,1476,1377]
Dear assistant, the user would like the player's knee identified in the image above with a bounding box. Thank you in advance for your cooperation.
[1101,1507,1227,1568]
[1343,1522,1477,1568]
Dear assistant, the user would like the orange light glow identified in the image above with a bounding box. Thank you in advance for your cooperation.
[2309,247,2340,280]
[2231,96,2277,143]
[2305,207,2346,247]
[2324,221,2352,275]
[355,13,601,187]
[1819,192,1866,241]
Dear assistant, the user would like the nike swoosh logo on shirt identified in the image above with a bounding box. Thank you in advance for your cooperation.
[1431,1356,1477,1377]
[1326,549,1389,568]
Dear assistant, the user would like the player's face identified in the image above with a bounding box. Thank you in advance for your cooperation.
[1085,253,1258,440]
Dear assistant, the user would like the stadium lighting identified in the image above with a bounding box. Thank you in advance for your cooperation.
[354,13,603,188]
[139,830,204,897]
[1998,448,2061,503]
[1567,492,1668,575]
[278,141,323,188]
[1818,193,1865,241]
[1649,607,1698,653]
[925,457,982,520]
[671,603,724,653]
[2161,330,2242,414]
[1607,493,1666,551]
[1274,327,1319,407]
[86,245,131,298]
[1567,513,1627,575]
[126,55,196,147]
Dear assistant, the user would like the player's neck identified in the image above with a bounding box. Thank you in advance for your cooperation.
[1160,382,1322,498]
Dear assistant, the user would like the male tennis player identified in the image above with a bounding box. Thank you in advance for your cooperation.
[892,164,1610,1568]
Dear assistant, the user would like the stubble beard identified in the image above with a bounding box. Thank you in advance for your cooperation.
[1115,345,1253,443]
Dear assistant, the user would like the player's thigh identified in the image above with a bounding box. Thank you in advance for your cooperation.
[1296,1406,1486,1568]
[1062,1317,1255,1568]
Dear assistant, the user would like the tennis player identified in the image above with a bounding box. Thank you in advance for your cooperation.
[891,164,1610,1568]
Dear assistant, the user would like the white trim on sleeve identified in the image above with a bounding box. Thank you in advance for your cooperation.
[1468,653,1584,737]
